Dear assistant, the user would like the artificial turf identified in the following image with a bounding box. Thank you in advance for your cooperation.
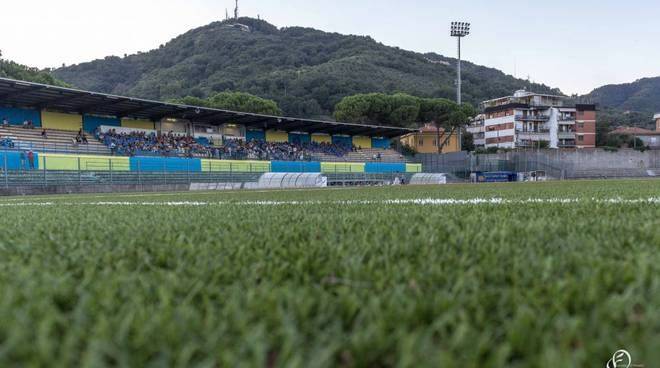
[0,180,658,367]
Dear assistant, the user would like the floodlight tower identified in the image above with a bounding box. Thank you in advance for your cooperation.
[451,21,470,151]
[450,21,470,105]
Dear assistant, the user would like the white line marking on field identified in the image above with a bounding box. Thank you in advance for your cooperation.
[0,197,659,207]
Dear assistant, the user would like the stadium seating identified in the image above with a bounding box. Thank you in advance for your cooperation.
[97,129,211,157]
[312,148,409,163]
[96,129,359,161]
[0,125,110,155]
[1,126,418,174]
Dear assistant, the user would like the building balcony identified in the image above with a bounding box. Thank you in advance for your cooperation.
[466,126,485,134]
[558,131,575,139]
[515,115,550,122]
[558,116,576,122]
[517,129,550,134]
[516,140,549,148]
[517,131,550,141]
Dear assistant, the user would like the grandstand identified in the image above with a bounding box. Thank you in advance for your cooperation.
[0,124,110,155]
[0,77,421,192]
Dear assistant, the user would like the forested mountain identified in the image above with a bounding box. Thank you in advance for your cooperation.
[584,77,660,113]
[0,52,68,87]
[52,17,559,118]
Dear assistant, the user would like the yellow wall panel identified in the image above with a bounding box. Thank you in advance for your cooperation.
[266,130,288,143]
[352,136,372,149]
[405,163,422,173]
[39,154,130,171]
[121,119,154,130]
[41,111,82,131]
[321,162,365,173]
[311,134,331,144]
[201,159,271,173]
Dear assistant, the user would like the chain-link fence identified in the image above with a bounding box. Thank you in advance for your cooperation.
[415,149,660,181]
[0,153,412,190]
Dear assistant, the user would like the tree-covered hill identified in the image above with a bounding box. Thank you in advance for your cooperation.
[52,18,560,118]
[584,77,660,114]
[0,51,68,87]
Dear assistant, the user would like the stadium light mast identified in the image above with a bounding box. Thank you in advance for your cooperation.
[451,21,470,151]
[450,21,470,105]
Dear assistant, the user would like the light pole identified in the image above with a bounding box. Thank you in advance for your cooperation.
[450,21,470,104]
[451,21,470,151]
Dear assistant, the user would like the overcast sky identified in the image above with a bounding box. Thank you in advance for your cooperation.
[1,0,658,95]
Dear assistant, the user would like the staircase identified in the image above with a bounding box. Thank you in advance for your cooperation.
[0,125,110,155]
[313,148,411,163]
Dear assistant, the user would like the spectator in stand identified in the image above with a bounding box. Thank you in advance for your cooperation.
[2,117,8,127]
[95,128,356,160]
[19,151,26,169]
[41,129,48,139]
[22,120,29,129]
[75,129,88,145]
[0,136,14,148]
[27,150,35,169]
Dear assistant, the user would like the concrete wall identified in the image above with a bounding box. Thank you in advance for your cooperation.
[41,111,82,131]
[416,149,660,177]
[500,149,660,170]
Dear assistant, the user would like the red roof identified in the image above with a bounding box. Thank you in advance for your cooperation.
[418,123,449,133]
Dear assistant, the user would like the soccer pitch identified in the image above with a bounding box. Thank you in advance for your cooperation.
[0,180,658,367]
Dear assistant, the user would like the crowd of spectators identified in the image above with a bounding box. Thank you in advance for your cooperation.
[1,136,14,148]
[96,128,353,160]
[96,129,212,157]
[217,139,351,161]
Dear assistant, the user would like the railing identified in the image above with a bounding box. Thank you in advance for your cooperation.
[515,141,548,148]
[311,154,410,163]
[517,129,550,135]
[0,155,413,189]
[0,169,409,189]
[5,140,110,155]
[557,132,576,139]
[514,115,550,122]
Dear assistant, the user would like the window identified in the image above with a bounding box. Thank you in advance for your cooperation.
[577,135,584,142]
[419,138,424,146]
[577,123,584,129]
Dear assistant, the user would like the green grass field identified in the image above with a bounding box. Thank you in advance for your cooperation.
[0,180,658,367]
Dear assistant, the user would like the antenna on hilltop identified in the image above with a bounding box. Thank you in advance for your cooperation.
[225,8,229,20]
[234,0,239,20]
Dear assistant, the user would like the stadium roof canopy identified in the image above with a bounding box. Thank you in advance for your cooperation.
[0,77,414,138]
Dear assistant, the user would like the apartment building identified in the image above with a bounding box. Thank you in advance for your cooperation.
[466,114,485,148]
[478,90,596,149]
